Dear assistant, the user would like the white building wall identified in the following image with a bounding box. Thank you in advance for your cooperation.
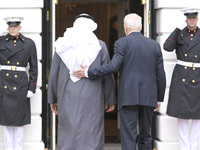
[154,0,200,150]
[0,0,44,149]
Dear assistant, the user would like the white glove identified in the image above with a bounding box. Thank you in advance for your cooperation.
[27,90,33,98]
[177,21,187,30]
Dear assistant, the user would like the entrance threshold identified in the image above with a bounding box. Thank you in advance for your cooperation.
[104,143,121,150]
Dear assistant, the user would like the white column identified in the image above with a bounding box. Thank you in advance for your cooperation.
[154,0,200,150]
[0,0,44,149]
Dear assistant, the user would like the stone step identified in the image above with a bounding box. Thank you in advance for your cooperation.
[55,143,121,150]
[104,143,121,150]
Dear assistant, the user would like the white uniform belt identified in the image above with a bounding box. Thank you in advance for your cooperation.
[177,60,200,68]
[0,65,26,71]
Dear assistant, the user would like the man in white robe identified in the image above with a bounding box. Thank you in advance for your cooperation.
[48,14,116,150]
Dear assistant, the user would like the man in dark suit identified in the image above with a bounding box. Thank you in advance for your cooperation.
[73,13,166,150]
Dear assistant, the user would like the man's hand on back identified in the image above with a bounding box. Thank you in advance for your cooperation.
[73,64,87,78]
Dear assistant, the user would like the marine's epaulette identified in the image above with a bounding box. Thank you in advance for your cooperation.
[24,36,33,41]
[0,35,6,40]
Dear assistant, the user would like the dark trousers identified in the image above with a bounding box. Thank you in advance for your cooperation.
[120,105,154,150]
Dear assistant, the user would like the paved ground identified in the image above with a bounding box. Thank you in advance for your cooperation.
[104,143,121,150]
[55,143,121,150]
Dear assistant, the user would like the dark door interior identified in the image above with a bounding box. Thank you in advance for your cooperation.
[55,1,120,143]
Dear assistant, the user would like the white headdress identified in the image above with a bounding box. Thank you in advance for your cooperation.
[55,13,101,82]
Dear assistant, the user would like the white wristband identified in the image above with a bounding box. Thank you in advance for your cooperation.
[85,68,89,78]
[157,102,162,105]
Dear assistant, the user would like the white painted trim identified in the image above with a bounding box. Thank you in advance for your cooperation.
[0,0,43,8]
[143,0,150,37]
[52,114,56,150]
[52,0,56,150]
[154,0,200,9]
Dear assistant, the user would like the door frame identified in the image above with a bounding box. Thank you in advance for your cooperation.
[49,1,56,150]
[41,0,53,149]
[49,0,152,150]
[143,0,150,37]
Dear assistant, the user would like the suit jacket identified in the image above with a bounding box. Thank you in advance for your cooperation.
[88,32,166,109]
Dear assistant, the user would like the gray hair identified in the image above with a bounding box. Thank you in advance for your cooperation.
[124,13,142,30]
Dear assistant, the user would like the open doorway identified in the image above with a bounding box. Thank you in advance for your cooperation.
[55,1,120,143]
[49,0,150,149]
[56,2,118,51]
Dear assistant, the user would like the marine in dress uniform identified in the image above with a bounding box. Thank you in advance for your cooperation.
[0,17,38,150]
[164,8,200,150]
